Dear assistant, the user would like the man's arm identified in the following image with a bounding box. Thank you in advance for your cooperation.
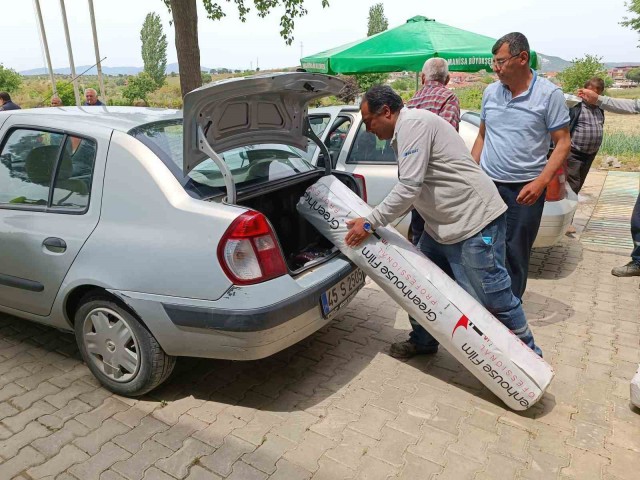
[470,121,486,164]
[517,127,570,205]
[441,94,461,132]
[578,89,640,114]
[345,119,432,247]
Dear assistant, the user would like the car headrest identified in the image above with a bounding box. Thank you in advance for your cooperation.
[24,145,72,186]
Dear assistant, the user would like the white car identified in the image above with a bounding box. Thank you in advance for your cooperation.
[306,106,577,247]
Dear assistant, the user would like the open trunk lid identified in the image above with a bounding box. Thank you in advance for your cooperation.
[183,72,346,203]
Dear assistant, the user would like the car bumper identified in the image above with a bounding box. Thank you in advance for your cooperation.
[109,257,361,360]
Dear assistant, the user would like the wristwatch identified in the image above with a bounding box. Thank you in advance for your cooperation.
[362,219,373,233]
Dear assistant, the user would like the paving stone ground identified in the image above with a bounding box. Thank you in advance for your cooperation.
[0,171,638,480]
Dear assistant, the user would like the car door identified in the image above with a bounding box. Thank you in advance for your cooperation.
[0,117,106,317]
[330,118,410,232]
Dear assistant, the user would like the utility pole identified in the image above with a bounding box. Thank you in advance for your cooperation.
[87,0,106,103]
[59,0,81,106]
[33,0,57,98]
[256,57,259,71]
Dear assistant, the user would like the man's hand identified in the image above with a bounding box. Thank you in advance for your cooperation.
[577,88,599,105]
[345,218,371,247]
[516,178,546,205]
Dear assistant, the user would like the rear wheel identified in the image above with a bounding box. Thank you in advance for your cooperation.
[74,294,175,396]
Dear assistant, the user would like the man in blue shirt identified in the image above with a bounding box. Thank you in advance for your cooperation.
[471,32,570,300]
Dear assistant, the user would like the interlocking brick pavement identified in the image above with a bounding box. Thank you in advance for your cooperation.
[0,170,638,479]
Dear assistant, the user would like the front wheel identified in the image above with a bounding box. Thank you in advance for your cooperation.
[74,294,175,396]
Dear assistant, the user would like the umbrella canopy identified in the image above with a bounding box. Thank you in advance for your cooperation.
[301,16,537,74]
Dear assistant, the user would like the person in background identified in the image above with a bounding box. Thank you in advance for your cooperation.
[578,88,640,277]
[83,88,104,106]
[403,57,462,357]
[51,96,63,107]
[345,85,542,359]
[406,57,461,245]
[566,77,605,195]
[471,32,570,300]
[0,92,21,111]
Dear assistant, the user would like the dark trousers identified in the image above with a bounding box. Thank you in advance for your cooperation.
[410,209,425,244]
[632,192,640,265]
[566,148,597,194]
[494,182,546,300]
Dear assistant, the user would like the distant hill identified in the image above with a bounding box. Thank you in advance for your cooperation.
[537,54,572,73]
[20,62,212,76]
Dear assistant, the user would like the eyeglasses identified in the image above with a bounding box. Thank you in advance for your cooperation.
[491,54,520,68]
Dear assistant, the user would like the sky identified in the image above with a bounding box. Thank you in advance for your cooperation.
[0,0,638,73]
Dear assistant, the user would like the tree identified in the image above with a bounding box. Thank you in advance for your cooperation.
[355,3,389,94]
[367,2,388,36]
[122,72,157,103]
[621,0,640,46]
[164,0,329,98]
[0,64,22,93]
[141,13,168,88]
[626,67,640,82]
[556,54,609,93]
[53,81,75,106]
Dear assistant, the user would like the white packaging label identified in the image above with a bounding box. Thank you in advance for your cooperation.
[297,175,554,410]
[631,365,640,408]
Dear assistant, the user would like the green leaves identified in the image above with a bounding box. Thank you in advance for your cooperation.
[122,72,157,103]
[621,0,640,46]
[141,12,168,88]
[0,64,22,93]
[556,55,610,93]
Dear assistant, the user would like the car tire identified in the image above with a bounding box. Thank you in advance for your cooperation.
[74,294,175,396]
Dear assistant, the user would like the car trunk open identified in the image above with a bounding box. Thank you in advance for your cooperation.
[235,171,360,273]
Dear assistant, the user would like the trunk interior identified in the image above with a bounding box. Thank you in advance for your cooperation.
[237,173,359,274]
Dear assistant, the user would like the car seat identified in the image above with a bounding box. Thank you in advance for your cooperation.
[353,132,378,162]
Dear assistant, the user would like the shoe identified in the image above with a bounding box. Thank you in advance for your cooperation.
[389,340,438,359]
[611,261,640,277]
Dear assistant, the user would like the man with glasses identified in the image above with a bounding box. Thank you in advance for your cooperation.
[471,32,570,301]
[345,85,542,359]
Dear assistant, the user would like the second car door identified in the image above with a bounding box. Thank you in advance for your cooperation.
[0,117,108,317]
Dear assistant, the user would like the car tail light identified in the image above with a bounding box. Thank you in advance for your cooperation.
[218,211,287,285]
[545,165,567,202]
[353,174,368,203]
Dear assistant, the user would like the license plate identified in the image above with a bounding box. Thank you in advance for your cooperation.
[320,268,365,318]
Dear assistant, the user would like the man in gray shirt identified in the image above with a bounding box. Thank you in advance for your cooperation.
[578,88,640,277]
[345,85,542,358]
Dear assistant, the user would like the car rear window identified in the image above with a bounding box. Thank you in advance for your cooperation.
[129,119,317,198]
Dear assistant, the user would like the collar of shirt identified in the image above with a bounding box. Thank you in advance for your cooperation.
[500,69,538,102]
[391,107,407,147]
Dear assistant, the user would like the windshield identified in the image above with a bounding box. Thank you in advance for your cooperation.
[130,119,318,198]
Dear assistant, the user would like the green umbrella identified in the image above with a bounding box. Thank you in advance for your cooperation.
[301,16,537,74]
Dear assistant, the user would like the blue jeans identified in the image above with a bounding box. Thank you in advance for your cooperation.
[494,182,546,300]
[408,214,542,357]
[632,192,640,265]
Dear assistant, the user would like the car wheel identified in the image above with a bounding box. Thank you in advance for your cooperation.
[74,294,175,396]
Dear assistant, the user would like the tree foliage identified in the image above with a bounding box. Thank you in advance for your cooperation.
[355,3,389,94]
[621,0,640,46]
[366,3,388,36]
[141,12,168,88]
[626,67,640,82]
[0,64,22,93]
[122,72,157,103]
[556,54,609,93]
[164,0,330,97]
[53,81,76,106]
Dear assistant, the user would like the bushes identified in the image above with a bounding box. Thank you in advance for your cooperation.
[455,86,485,111]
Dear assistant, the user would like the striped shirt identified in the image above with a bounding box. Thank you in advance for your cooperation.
[406,81,460,131]
[571,103,604,155]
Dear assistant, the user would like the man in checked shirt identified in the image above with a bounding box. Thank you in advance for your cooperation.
[566,77,605,195]
[406,58,461,246]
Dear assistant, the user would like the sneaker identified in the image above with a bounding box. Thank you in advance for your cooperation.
[389,340,438,359]
[611,261,640,277]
